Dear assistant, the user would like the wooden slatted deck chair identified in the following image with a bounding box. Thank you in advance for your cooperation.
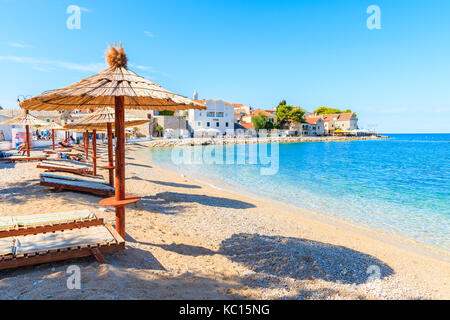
[0,224,125,271]
[0,210,102,237]
[37,159,93,176]
[43,149,73,154]
[0,155,47,163]
[40,173,115,196]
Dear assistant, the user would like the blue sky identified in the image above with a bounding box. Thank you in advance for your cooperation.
[0,0,449,133]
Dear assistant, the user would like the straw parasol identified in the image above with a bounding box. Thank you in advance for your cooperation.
[1,110,47,156]
[65,107,150,178]
[20,44,205,238]
[41,121,64,150]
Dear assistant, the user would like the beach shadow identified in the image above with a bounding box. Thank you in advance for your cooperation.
[218,233,394,285]
[138,242,216,257]
[147,192,255,210]
[128,176,201,189]
[0,180,43,205]
[126,163,152,169]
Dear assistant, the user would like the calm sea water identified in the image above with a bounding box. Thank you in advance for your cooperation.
[143,134,450,250]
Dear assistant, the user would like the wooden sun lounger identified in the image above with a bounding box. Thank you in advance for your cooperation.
[37,160,93,175]
[0,210,102,238]
[43,149,74,154]
[0,155,47,163]
[40,173,114,196]
[0,224,124,270]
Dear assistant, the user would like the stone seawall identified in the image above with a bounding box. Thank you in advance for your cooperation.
[144,135,388,148]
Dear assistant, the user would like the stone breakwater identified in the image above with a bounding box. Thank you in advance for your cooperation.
[144,135,387,148]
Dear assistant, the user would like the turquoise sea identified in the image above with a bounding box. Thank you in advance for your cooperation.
[144,134,450,250]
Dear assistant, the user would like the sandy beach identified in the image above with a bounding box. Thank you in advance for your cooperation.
[0,141,448,300]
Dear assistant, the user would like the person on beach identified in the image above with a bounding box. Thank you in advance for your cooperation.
[58,139,70,148]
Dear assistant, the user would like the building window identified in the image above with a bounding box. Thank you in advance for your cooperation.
[216,112,224,118]
[197,122,201,126]
[207,112,215,117]
[225,122,229,127]
[207,122,210,127]
[216,122,219,127]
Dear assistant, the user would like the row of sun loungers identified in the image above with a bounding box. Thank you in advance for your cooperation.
[0,210,124,270]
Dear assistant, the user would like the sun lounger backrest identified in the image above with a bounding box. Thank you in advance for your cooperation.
[41,173,108,185]
[41,176,114,191]
[0,210,96,231]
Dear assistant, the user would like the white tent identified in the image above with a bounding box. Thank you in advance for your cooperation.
[207,128,221,137]
[194,128,207,138]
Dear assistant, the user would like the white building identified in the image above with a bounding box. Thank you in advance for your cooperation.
[188,99,234,135]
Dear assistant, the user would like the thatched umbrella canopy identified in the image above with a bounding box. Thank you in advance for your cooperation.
[41,121,64,151]
[1,110,47,156]
[41,121,64,130]
[20,44,205,238]
[65,107,150,183]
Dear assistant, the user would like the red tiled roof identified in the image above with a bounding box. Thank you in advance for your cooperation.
[193,99,208,104]
[319,113,354,122]
[305,117,322,125]
[335,113,355,121]
[250,109,277,118]
[240,122,255,129]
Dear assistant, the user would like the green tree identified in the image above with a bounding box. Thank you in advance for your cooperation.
[251,116,274,130]
[314,106,353,115]
[156,125,163,137]
[276,104,293,125]
[289,108,305,122]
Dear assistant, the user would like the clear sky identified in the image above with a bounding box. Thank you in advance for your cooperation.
[0,0,449,133]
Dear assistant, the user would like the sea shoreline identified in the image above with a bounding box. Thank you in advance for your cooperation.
[0,140,448,299]
[145,157,450,262]
[135,143,450,263]
[129,142,450,299]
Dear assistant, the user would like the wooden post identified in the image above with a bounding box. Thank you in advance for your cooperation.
[92,129,97,176]
[85,130,89,160]
[107,122,114,187]
[114,96,126,238]
[52,129,55,150]
[25,124,30,157]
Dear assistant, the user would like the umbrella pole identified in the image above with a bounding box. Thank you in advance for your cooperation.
[25,124,30,157]
[52,129,55,150]
[114,96,126,238]
[85,130,89,160]
[92,129,97,176]
[107,122,114,187]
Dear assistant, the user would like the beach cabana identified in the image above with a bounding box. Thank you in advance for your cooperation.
[65,107,149,183]
[0,110,47,157]
[20,44,205,239]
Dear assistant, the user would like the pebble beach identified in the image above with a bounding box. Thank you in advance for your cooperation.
[0,141,448,300]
